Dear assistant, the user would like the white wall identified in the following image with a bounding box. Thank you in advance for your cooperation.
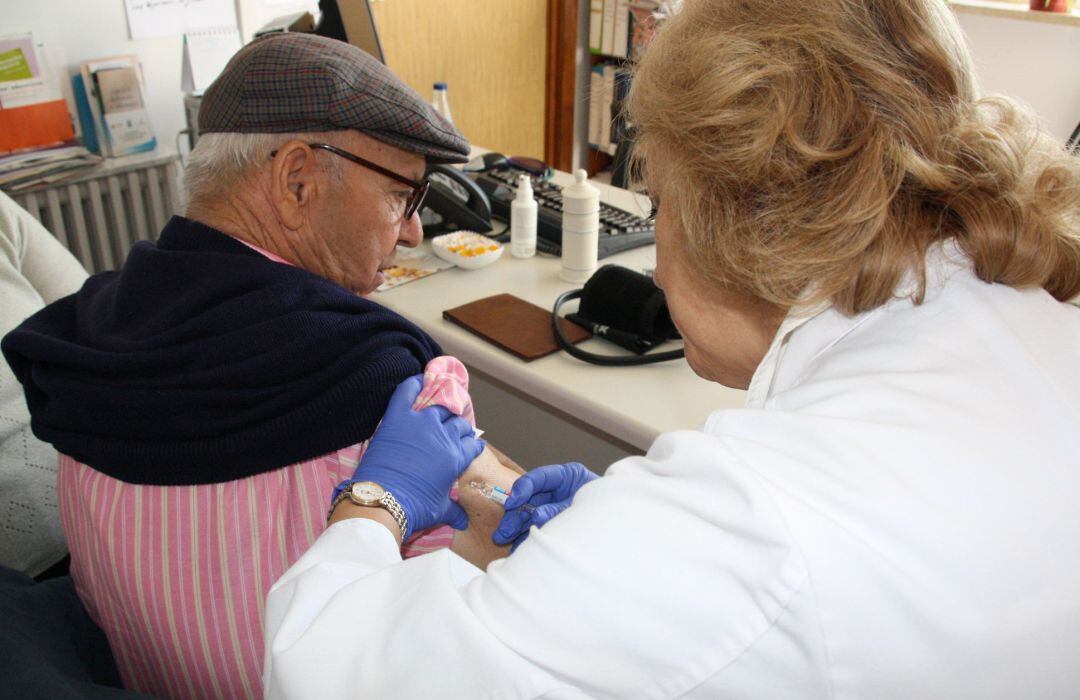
[954,12,1079,143]
[8,2,1078,158]
[6,0,315,156]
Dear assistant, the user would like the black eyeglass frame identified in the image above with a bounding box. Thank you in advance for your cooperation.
[270,142,430,219]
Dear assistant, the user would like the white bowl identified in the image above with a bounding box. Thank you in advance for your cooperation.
[431,231,504,270]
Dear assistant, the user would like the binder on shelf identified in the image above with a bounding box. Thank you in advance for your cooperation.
[612,0,630,59]
[610,67,633,147]
[589,66,604,148]
[71,74,99,154]
[78,64,107,155]
[601,0,617,56]
[588,1,650,162]
[589,0,633,58]
[181,25,242,95]
[601,63,616,154]
[589,0,604,54]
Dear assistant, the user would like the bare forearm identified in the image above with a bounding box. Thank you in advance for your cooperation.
[451,445,520,568]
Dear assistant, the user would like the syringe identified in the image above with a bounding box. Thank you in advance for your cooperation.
[467,480,536,513]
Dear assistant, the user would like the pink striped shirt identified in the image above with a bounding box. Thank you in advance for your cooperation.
[59,356,476,699]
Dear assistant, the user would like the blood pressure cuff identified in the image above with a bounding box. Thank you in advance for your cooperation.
[566,264,679,354]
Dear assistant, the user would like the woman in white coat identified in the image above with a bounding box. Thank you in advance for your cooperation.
[263,0,1080,697]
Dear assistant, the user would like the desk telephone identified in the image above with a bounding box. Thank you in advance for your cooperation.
[419,156,655,258]
[419,164,494,236]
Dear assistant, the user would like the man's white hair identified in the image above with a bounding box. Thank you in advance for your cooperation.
[183,131,347,215]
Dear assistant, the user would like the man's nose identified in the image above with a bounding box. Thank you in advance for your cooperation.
[398,212,423,248]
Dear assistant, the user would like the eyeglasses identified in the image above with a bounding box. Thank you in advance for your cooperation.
[270,142,430,219]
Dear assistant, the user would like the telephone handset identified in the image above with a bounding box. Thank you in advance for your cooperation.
[419,164,493,237]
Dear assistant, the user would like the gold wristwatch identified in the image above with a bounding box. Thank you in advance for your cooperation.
[327,480,408,538]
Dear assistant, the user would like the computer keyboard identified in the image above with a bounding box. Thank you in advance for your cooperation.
[471,166,655,258]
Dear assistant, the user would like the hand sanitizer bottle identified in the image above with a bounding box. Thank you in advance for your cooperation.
[510,174,538,258]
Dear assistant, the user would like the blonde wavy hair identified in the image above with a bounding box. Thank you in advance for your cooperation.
[629,0,1080,314]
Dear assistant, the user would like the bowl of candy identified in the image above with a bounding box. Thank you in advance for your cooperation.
[431,231,504,270]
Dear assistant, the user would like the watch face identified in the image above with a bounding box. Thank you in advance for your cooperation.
[349,481,385,506]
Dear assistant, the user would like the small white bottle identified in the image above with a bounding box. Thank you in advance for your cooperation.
[510,174,538,259]
[432,82,453,124]
[560,169,600,283]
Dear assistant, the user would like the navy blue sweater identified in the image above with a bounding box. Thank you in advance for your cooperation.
[1,217,441,485]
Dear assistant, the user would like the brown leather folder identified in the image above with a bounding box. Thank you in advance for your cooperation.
[443,293,591,361]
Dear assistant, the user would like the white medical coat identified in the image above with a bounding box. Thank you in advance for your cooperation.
[264,246,1080,699]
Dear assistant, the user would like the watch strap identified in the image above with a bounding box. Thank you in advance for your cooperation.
[377,492,409,541]
[329,478,354,507]
[327,486,354,518]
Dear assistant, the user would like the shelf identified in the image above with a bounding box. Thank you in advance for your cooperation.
[949,1,1080,26]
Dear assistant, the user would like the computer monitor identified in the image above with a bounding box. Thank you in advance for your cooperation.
[315,0,385,64]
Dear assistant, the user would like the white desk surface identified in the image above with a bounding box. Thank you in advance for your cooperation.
[375,168,748,452]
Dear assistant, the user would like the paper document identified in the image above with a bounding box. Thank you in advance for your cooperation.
[375,247,454,292]
[0,34,53,109]
[184,0,240,31]
[102,109,155,154]
[124,0,238,40]
[181,26,243,95]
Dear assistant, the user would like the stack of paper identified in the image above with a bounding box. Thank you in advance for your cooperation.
[0,144,102,192]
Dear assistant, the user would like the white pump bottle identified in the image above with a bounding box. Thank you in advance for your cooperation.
[510,174,538,258]
[559,169,600,282]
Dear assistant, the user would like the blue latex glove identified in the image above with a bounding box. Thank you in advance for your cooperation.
[493,462,598,550]
[349,375,485,539]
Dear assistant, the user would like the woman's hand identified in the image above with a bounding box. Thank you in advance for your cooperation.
[493,462,598,550]
[349,375,485,538]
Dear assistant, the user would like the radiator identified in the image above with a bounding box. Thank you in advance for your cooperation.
[11,152,183,273]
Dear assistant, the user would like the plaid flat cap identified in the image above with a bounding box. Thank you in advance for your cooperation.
[199,33,469,164]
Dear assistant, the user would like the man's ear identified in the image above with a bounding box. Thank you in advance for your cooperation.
[270,141,319,231]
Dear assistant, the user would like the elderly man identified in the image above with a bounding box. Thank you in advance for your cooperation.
[2,34,519,700]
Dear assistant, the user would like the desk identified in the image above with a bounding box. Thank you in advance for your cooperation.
[376,168,748,470]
